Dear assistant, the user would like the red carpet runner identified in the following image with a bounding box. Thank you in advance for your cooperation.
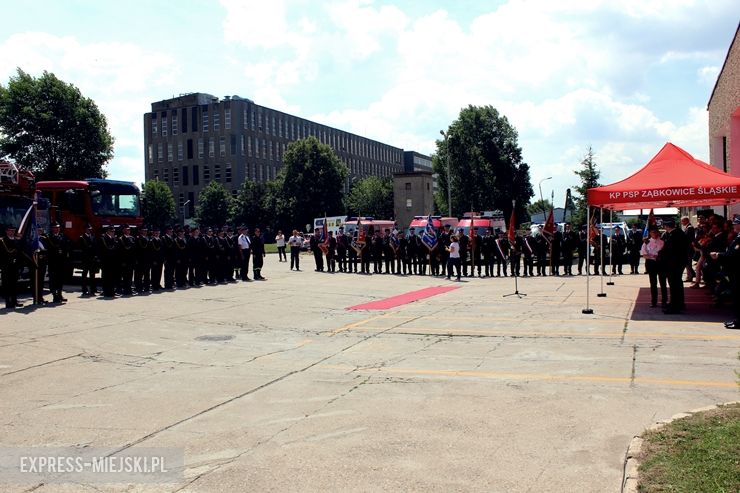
[347,286,460,310]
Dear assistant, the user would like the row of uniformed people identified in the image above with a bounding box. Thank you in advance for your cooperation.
[309,224,586,278]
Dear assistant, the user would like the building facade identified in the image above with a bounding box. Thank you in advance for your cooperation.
[708,23,740,218]
[393,171,434,229]
[403,151,437,193]
[144,93,406,220]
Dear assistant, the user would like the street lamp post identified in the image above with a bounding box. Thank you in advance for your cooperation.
[182,200,191,225]
[538,176,552,220]
[439,130,452,217]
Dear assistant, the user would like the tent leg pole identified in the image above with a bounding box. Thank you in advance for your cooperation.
[607,209,615,286]
[582,206,593,314]
[597,208,607,297]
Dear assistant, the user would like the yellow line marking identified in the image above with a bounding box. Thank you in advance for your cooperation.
[343,326,740,341]
[319,365,736,389]
[328,313,392,336]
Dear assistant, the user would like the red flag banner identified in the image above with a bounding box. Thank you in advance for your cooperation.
[542,207,555,241]
[588,209,600,245]
[507,208,516,244]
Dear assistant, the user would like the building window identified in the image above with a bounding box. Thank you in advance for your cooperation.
[161,111,167,136]
[214,164,221,181]
[209,138,215,157]
[203,166,210,181]
[258,111,262,131]
[214,112,220,131]
[198,138,204,158]
[192,165,199,186]
[291,121,295,139]
[240,135,245,155]
[179,193,184,211]
[202,110,209,132]
[248,136,252,157]
[191,107,198,132]
[225,108,231,130]
[278,119,283,137]
[172,114,178,136]
[177,141,183,161]
[182,165,189,186]
[230,134,237,156]
[148,144,153,164]
[406,199,412,209]
[157,143,163,162]
[405,182,411,190]
[269,141,273,161]
[173,167,180,185]
[181,108,187,133]
[167,144,173,162]
[187,139,193,159]
[151,116,157,135]
[255,138,259,157]
[219,136,226,157]
[243,108,248,129]
[153,170,159,180]
[225,165,232,183]
[272,116,276,135]
[251,109,255,130]
[262,139,267,159]
[163,168,169,183]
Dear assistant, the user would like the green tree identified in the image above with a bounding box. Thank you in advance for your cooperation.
[273,136,348,231]
[572,146,601,225]
[229,179,267,229]
[141,180,177,229]
[196,181,232,228]
[433,105,533,223]
[346,176,393,218]
[526,199,553,217]
[0,68,114,180]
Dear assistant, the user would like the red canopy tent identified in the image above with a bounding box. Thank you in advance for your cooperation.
[587,143,740,210]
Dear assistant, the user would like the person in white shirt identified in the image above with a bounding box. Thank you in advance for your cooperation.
[275,230,287,262]
[640,226,666,307]
[288,230,303,271]
[237,226,252,281]
[446,235,461,281]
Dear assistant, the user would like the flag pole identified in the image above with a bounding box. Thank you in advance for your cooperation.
[503,200,526,298]
[607,209,615,286]
[582,206,593,314]
[597,208,607,297]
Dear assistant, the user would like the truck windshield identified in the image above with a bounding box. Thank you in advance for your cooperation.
[0,196,33,230]
[91,190,140,217]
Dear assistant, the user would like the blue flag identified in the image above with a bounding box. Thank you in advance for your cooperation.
[421,214,438,250]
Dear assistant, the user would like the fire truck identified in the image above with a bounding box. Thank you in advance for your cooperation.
[0,160,36,234]
[36,178,143,266]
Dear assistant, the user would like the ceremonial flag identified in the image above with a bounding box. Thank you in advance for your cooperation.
[588,209,599,245]
[351,217,365,254]
[421,214,438,251]
[643,209,655,239]
[507,207,516,244]
[542,206,555,242]
[319,214,329,255]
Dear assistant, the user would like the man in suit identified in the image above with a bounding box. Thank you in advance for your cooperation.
[79,224,99,296]
[44,222,69,303]
[658,220,687,314]
[1,224,22,309]
[252,227,267,280]
[680,216,696,282]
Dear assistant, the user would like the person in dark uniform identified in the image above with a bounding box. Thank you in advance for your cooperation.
[383,230,396,275]
[326,231,337,273]
[495,232,510,277]
[215,228,228,283]
[680,216,696,282]
[592,228,608,276]
[510,233,522,277]
[438,225,451,277]
[561,223,576,276]
[482,229,494,277]
[29,225,48,304]
[397,231,409,275]
[223,227,236,282]
[551,228,562,275]
[458,229,469,277]
[44,222,69,303]
[372,231,383,274]
[174,227,189,288]
[149,226,164,290]
[118,225,135,295]
[79,224,99,296]
[470,230,482,277]
[610,226,626,275]
[626,224,642,274]
[134,225,151,293]
[347,230,358,273]
[204,227,218,284]
[534,229,548,276]
[99,225,119,298]
[658,220,687,314]
[252,227,266,280]
[360,232,372,275]
[521,230,535,277]
[577,225,588,275]
[186,226,198,285]
[710,216,740,329]
[407,229,418,275]
[1,225,23,309]
[237,226,251,281]
[336,227,348,272]
[162,226,176,289]
[310,231,324,272]
[193,227,208,285]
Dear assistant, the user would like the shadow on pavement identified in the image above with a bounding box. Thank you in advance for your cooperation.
[629,287,732,323]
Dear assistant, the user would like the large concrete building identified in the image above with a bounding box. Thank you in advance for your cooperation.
[393,171,434,229]
[708,23,740,218]
[144,93,407,220]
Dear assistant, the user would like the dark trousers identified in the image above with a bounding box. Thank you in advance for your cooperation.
[337,249,347,271]
[290,246,300,270]
[164,260,175,288]
[313,250,324,271]
[510,254,521,276]
[666,266,685,310]
[2,265,19,308]
[562,252,573,275]
[253,254,264,278]
[348,252,357,272]
[484,255,494,277]
[326,253,335,273]
[240,250,251,280]
[151,261,163,289]
[577,249,587,274]
[522,255,534,276]
[447,257,461,279]
[629,251,641,273]
[277,246,287,261]
[134,263,150,292]
[101,262,118,297]
[384,255,394,274]
[175,261,188,287]
[48,262,65,299]
[361,253,371,274]
[81,263,97,294]
[645,259,667,306]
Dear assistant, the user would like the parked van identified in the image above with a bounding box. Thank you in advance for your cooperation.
[406,216,459,235]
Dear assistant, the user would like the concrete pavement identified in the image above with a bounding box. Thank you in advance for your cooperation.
[1,255,737,492]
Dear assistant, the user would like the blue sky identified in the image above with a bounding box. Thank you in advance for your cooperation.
[1,0,737,206]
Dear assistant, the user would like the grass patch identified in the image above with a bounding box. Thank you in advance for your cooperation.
[638,403,740,492]
[264,243,278,254]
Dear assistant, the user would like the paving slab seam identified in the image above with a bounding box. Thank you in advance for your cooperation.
[620,400,740,493]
